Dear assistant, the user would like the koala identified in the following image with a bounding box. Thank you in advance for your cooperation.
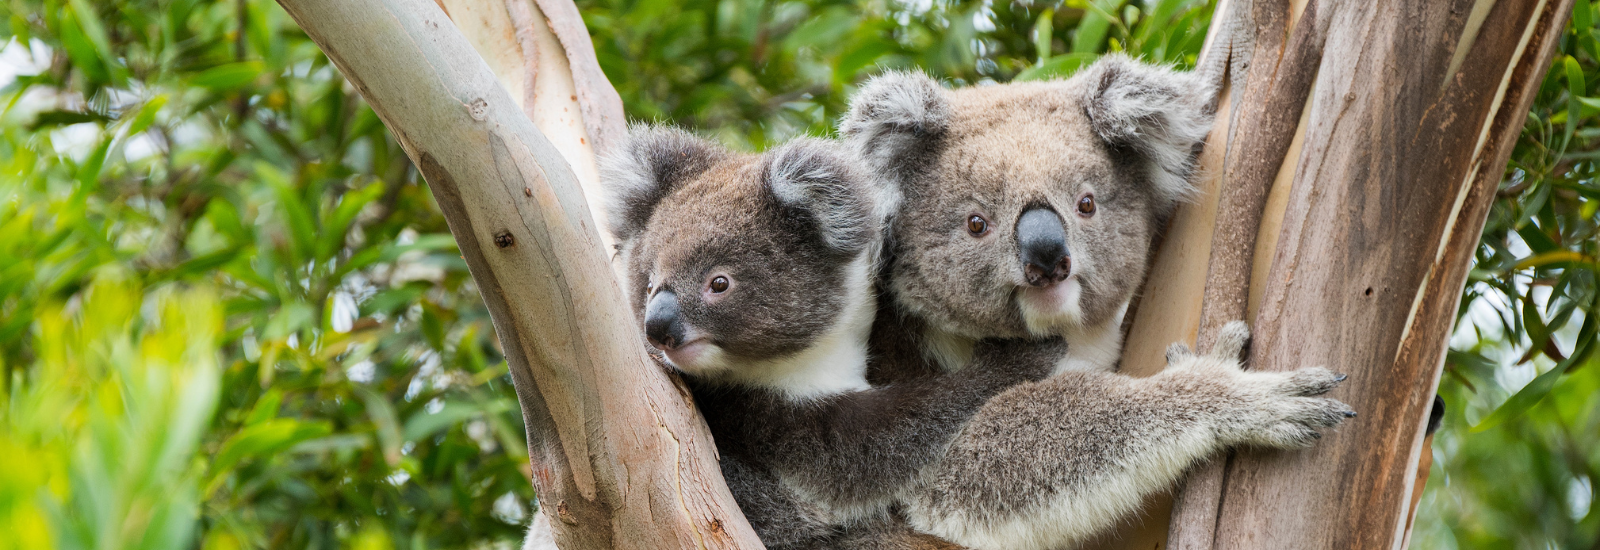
[842,55,1356,550]
[842,54,1214,375]
[603,124,1054,549]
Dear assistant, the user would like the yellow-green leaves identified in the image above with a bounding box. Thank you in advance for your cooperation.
[1,275,222,550]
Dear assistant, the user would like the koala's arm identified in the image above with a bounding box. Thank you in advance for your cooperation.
[716,455,842,549]
[903,322,1355,550]
[749,339,1061,520]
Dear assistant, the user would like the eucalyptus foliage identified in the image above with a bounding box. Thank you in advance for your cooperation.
[0,0,1592,548]
[1414,3,1600,547]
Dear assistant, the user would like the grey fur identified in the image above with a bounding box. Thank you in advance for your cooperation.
[843,57,1353,550]
[904,322,1354,550]
[765,138,876,254]
[603,124,1044,549]
[602,124,727,244]
[1079,54,1214,208]
[844,57,1205,353]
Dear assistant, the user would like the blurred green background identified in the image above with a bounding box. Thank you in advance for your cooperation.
[0,0,1594,548]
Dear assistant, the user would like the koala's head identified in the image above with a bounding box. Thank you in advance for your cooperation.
[841,54,1213,341]
[605,125,879,390]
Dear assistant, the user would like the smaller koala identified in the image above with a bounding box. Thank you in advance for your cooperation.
[604,124,1051,548]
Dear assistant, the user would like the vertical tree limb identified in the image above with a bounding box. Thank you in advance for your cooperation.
[1167,0,1330,547]
[1116,0,1569,548]
[1213,0,1571,546]
[273,0,763,547]
[437,0,626,252]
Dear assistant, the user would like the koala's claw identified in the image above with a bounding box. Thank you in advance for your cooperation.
[1282,367,1346,396]
[1225,391,1354,449]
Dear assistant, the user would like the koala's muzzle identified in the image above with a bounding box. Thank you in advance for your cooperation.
[644,290,687,351]
[1017,207,1071,286]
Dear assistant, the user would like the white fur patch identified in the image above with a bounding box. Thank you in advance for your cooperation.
[521,512,557,550]
[1079,54,1214,210]
[1053,302,1128,374]
[1016,278,1086,337]
[921,327,977,373]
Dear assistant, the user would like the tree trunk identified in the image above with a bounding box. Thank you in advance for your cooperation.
[1109,0,1573,548]
[272,0,763,548]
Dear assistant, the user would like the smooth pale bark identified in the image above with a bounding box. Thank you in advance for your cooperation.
[1106,0,1573,548]
[435,0,625,252]
[273,0,763,547]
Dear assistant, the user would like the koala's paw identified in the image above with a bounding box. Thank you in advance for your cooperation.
[1165,321,1251,374]
[1210,321,1251,360]
[1224,368,1355,449]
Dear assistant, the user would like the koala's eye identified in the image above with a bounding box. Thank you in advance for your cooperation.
[1077,194,1096,217]
[709,276,730,293]
[967,214,990,236]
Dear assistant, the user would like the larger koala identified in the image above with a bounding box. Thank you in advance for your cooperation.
[843,54,1213,374]
[604,124,1051,549]
[843,55,1356,550]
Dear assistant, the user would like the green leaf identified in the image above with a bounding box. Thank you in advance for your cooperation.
[1471,318,1597,432]
[1072,1,1114,53]
[1574,0,1594,34]
[27,109,113,130]
[1517,223,1559,254]
[359,388,404,467]
[204,419,332,495]
[1033,9,1055,65]
[193,62,265,91]
[76,136,113,192]
[58,10,108,84]
[125,95,168,136]
[257,162,315,262]
[1564,55,1585,153]
[66,0,124,84]
[246,389,284,426]
[161,249,242,281]
[315,181,385,263]
[402,399,511,443]
[420,301,445,350]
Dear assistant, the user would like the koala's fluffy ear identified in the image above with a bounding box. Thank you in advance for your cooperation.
[765,138,875,254]
[1078,54,1215,208]
[839,71,949,211]
[602,124,725,244]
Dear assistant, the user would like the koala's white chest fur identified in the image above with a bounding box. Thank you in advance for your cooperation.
[1051,302,1127,374]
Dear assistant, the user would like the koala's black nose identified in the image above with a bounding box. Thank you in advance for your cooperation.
[1017,207,1071,286]
[644,290,687,351]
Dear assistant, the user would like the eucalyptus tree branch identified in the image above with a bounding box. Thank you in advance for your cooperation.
[1113,0,1574,548]
[273,0,763,547]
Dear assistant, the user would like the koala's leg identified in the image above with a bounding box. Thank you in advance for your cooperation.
[905,321,1354,550]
